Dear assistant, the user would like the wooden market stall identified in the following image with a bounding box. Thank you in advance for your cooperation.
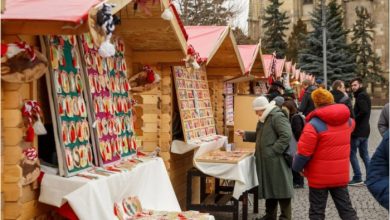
[185,26,245,137]
[1,0,193,218]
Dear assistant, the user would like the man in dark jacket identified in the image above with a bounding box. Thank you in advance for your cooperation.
[366,130,389,210]
[378,103,389,137]
[349,77,371,186]
[331,80,354,118]
[298,80,316,116]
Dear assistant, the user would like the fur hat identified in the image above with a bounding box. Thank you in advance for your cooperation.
[311,88,334,107]
[252,96,269,111]
[273,96,285,107]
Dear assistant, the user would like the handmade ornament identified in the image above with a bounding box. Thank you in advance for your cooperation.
[183,45,203,70]
[20,147,40,186]
[129,65,161,92]
[161,7,173,20]
[1,42,48,83]
[91,3,120,57]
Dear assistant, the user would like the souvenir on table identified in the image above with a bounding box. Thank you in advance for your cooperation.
[47,35,94,177]
[195,149,253,164]
[173,66,217,144]
[80,33,136,166]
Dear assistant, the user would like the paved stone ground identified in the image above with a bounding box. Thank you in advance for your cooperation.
[210,109,389,220]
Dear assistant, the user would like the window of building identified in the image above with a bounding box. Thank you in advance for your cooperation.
[303,0,313,4]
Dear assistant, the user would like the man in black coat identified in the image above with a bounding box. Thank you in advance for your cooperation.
[331,80,354,118]
[298,79,317,116]
[349,77,371,186]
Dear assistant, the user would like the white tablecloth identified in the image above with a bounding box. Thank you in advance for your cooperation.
[39,158,181,220]
[170,136,258,199]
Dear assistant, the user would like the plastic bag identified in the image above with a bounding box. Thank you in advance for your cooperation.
[33,115,47,135]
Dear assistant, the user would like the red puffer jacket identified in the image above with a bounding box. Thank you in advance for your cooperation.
[293,104,355,188]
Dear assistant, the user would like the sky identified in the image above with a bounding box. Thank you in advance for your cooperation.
[230,0,249,32]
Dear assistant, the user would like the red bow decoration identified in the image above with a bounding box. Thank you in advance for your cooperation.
[1,42,36,61]
[142,65,155,84]
[23,147,38,160]
[21,100,42,125]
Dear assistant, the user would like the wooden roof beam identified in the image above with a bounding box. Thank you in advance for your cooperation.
[131,50,185,64]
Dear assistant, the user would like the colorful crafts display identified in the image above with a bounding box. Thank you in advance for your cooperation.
[114,196,211,220]
[195,149,253,164]
[224,83,234,126]
[49,36,93,176]
[81,34,136,165]
[173,66,216,144]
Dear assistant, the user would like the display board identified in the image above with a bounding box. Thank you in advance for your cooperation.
[233,95,257,149]
[80,34,136,166]
[173,66,216,144]
[224,83,234,126]
[47,35,95,176]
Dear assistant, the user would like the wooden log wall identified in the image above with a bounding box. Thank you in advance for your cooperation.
[128,64,195,210]
[1,82,59,219]
[1,35,62,219]
[208,77,225,135]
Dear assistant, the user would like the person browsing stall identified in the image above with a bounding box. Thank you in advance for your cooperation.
[236,96,293,220]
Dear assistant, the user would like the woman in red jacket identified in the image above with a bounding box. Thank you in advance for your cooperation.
[292,88,358,220]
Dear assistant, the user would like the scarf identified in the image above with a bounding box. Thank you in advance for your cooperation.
[259,101,278,123]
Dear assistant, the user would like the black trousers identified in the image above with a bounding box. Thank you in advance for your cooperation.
[309,186,358,220]
[263,198,291,220]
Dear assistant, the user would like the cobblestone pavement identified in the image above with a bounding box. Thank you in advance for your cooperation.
[211,109,389,220]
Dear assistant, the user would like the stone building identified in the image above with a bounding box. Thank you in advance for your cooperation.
[248,0,389,99]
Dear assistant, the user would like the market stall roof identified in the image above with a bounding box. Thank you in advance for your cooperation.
[185,26,245,76]
[238,45,259,74]
[1,0,131,35]
[116,0,188,63]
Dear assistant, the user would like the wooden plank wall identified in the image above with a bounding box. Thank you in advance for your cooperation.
[208,77,225,135]
[1,35,61,219]
[2,82,57,219]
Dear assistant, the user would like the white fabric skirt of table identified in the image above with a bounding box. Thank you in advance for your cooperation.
[170,136,258,199]
[39,157,180,220]
[195,156,258,199]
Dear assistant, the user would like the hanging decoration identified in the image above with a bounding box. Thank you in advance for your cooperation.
[20,100,43,187]
[184,45,204,70]
[129,65,161,92]
[88,3,121,58]
[1,42,48,83]
[268,51,277,85]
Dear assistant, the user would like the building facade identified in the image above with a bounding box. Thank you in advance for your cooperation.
[248,0,389,84]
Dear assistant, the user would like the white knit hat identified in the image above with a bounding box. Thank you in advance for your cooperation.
[252,96,269,111]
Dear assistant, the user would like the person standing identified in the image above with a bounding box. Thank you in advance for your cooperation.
[378,103,389,137]
[283,100,305,188]
[236,96,293,220]
[267,81,285,102]
[292,88,357,220]
[349,77,371,186]
[299,79,317,116]
[366,130,389,210]
[331,80,354,118]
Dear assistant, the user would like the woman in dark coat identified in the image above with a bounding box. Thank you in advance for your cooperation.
[283,100,305,188]
[237,96,293,220]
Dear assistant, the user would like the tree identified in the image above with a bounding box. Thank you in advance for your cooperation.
[351,6,386,84]
[174,0,236,26]
[298,0,356,85]
[261,0,289,58]
[232,27,258,45]
[286,19,308,64]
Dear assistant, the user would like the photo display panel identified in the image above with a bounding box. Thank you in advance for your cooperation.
[48,35,94,176]
[173,66,216,144]
[80,34,136,166]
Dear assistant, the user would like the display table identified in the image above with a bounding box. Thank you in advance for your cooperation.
[39,157,181,220]
[171,136,258,199]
